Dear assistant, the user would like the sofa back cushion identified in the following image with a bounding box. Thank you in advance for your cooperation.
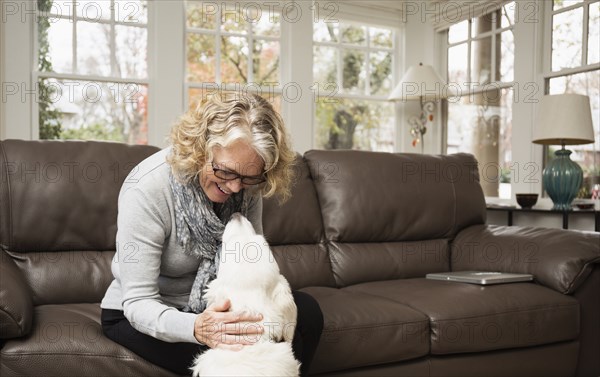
[262,155,336,289]
[304,150,486,242]
[328,240,451,286]
[304,150,486,286]
[0,140,159,304]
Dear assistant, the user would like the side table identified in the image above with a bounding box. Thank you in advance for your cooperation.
[486,206,600,232]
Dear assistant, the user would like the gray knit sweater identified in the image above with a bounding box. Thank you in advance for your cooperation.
[100,148,263,344]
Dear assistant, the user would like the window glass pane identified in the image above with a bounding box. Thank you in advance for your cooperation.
[341,25,367,45]
[314,20,338,43]
[589,2,600,65]
[221,36,249,84]
[188,87,203,110]
[187,2,217,29]
[221,8,247,34]
[549,71,600,194]
[185,3,282,101]
[552,7,583,71]
[187,33,217,82]
[39,78,148,144]
[499,30,514,82]
[188,88,281,114]
[76,0,111,21]
[253,39,279,84]
[447,88,513,198]
[46,0,72,17]
[115,0,148,23]
[315,98,395,151]
[471,37,492,84]
[448,43,468,85]
[369,51,392,96]
[370,27,393,48]
[313,46,338,89]
[251,12,280,37]
[76,21,111,76]
[342,49,366,94]
[115,25,147,79]
[40,17,72,73]
[553,0,584,11]
[501,2,516,28]
[448,20,468,44]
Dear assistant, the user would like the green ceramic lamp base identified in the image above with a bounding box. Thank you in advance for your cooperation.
[543,147,583,211]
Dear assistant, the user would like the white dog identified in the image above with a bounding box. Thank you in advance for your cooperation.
[190,213,300,377]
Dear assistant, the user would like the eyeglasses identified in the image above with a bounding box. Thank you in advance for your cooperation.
[211,164,266,185]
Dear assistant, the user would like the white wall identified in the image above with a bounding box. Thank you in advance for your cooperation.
[148,1,185,147]
[2,1,34,140]
[280,0,314,154]
[398,12,441,154]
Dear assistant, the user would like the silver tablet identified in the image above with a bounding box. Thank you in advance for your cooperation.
[426,271,534,285]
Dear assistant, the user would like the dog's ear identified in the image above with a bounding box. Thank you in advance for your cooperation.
[272,275,297,343]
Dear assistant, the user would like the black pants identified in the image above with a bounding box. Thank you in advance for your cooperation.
[101,291,324,376]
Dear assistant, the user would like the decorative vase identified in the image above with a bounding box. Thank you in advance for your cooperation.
[543,148,583,211]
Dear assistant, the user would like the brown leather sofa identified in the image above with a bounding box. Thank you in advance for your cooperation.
[1,139,599,377]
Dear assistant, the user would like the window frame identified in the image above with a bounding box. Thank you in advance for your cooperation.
[3,1,404,153]
[441,2,516,198]
[312,21,397,102]
[444,4,516,97]
[32,0,150,143]
[312,18,399,151]
[543,0,599,75]
[542,0,600,81]
[541,0,600,195]
[184,1,284,107]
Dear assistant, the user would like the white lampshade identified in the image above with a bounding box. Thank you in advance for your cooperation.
[533,93,595,145]
[388,63,449,102]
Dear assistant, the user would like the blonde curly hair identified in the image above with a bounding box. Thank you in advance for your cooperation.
[167,93,295,202]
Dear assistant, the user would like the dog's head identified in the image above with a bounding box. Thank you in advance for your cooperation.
[222,212,256,242]
[219,213,280,284]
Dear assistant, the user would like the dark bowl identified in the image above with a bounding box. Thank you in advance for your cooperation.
[516,194,538,209]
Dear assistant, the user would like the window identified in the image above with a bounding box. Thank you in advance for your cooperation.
[313,19,396,151]
[36,0,149,144]
[444,2,515,198]
[545,0,600,199]
[185,1,281,110]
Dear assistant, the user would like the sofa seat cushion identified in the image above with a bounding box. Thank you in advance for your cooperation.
[0,303,176,377]
[346,278,579,355]
[300,286,430,374]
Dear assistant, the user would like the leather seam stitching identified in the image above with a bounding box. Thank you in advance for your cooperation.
[431,303,578,323]
[0,352,137,359]
[324,320,428,332]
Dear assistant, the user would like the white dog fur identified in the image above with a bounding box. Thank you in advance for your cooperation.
[190,213,300,377]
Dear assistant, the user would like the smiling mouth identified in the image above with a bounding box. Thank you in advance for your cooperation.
[216,183,231,195]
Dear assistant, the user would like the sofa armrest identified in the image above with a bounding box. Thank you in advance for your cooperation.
[0,248,33,338]
[452,224,600,294]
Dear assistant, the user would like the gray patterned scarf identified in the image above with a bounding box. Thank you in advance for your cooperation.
[169,171,249,313]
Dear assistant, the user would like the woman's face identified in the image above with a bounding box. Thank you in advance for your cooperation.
[199,141,265,203]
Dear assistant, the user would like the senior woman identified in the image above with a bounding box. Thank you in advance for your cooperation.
[100,94,324,376]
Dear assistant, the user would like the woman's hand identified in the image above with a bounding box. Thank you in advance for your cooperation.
[194,299,264,350]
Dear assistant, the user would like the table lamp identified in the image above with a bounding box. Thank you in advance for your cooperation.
[533,93,595,211]
[388,63,448,153]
